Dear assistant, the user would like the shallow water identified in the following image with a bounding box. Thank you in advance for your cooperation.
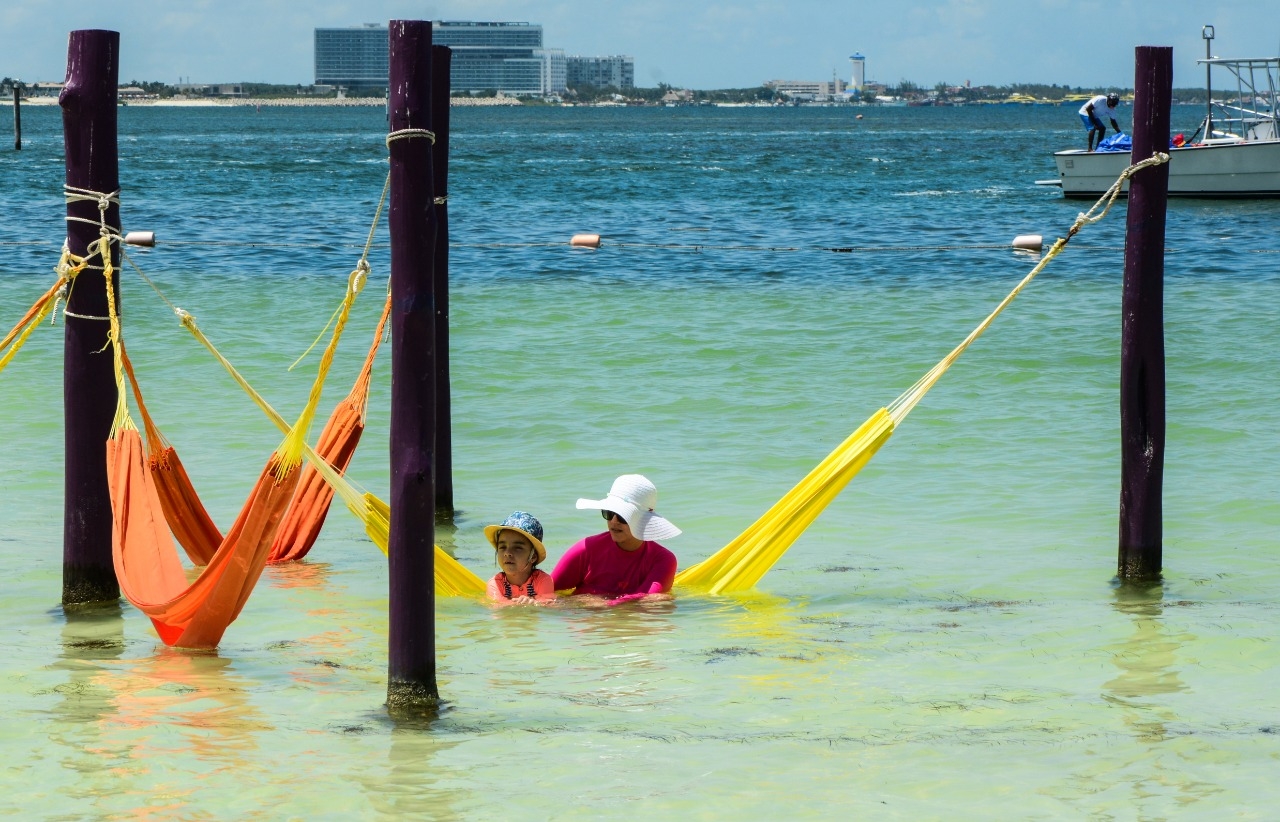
[2,104,1278,819]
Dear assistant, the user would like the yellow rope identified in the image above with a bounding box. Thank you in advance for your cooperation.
[288,172,391,371]
[276,266,367,477]
[677,152,1171,594]
[886,151,1170,426]
[0,248,90,376]
[101,236,136,438]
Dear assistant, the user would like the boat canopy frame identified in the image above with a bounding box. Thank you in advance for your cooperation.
[1196,56,1280,142]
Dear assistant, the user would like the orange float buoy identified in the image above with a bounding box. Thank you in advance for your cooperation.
[570,233,601,249]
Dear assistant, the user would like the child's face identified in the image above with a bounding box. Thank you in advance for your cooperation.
[496,531,535,577]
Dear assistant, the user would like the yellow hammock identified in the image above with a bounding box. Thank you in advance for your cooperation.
[674,153,1165,594]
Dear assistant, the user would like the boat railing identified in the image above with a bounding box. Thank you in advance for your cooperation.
[1198,56,1280,142]
[1205,99,1279,142]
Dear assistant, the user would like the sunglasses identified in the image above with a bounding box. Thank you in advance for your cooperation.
[601,510,627,525]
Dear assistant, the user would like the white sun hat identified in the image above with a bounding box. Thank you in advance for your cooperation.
[576,474,681,541]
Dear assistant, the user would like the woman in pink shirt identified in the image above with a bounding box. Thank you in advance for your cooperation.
[484,511,557,606]
[552,474,681,606]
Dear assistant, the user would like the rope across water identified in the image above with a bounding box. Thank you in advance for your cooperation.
[886,151,1171,425]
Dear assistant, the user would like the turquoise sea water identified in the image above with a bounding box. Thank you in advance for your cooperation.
[2,104,1278,819]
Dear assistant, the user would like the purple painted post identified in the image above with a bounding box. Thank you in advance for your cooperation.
[386,19,440,710]
[431,45,454,520]
[1118,46,1172,580]
[60,30,122,605]
[12,85,20,150]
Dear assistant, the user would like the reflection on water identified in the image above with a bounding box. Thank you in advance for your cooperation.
[434,517,459,557]
[52,601,125,725]
[60,601,126,663]
[266,559,335,590]
[360,718,466,820]
[1105,581,1188,705]
[1053,580,1221,815]
[48,611,275,819]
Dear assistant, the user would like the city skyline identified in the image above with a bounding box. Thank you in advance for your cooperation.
[4,0,1277,90]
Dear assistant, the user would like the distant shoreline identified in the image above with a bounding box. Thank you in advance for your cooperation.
[3,96,1211,109]
[1,96,521,108]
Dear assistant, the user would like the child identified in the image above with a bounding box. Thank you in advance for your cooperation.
[484,511,557,606]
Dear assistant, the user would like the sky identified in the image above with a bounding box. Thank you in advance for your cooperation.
[3,1,1278,90]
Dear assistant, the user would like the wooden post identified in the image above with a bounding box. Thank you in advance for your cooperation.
[60,30,122,606]
[1118,46,1171,580]
[12,85,20,150]
[431,45,454,520]
[386,19,440,711]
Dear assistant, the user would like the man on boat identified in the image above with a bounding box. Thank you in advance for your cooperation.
[1079,93,1122,152]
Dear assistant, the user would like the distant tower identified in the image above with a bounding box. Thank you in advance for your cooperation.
[849,53,866,90]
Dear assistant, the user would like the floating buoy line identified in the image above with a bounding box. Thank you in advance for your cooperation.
[4,235,1269,254]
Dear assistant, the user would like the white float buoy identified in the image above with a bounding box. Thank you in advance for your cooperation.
[570,233,601,249]
[124,230,156,247]
[1011,234,1043,252]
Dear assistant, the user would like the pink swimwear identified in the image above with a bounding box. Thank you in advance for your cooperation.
[486,568,557,605]
[551,532,677,602]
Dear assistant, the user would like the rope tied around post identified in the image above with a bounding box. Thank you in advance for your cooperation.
[61,185,125,322]
[385,128,436,146]
[64,184,122,249]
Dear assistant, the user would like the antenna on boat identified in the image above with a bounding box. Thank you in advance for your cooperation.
[1203,25,1215,137]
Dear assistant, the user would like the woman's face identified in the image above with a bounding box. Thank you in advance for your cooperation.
[496,531,535,578]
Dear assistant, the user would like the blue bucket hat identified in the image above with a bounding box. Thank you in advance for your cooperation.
[484,511,546,563]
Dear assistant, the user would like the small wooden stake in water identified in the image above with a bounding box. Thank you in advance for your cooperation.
[386,19,440,712]
[60,29,122,605]
[1118,46,1171,581]
[12,86,20,151]
[431,44,455,521]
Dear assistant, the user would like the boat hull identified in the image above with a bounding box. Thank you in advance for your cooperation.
[1053,140,1280,198]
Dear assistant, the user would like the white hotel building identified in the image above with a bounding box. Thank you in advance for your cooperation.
[315,22,571,96]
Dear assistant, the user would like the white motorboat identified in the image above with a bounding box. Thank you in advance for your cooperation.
[1046,28,1280,198]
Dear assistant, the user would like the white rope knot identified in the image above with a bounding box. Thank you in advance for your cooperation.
[63,185,124,252]
[64,185,121,210]
[433,196,448,205]
[351,260,370,294]
[386,128,436,147]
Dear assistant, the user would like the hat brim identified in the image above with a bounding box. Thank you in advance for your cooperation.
[576,496,681,542]
[484,524,546,564]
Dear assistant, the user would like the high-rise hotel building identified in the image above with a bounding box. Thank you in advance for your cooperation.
[565,56,635,90]
[314,21,568,96]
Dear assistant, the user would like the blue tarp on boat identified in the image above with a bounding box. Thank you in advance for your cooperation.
[1096,132,1132,152]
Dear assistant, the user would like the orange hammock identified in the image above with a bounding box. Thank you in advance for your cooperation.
[102,243,373,647]
[109,427,301,647]
[122,293,391,566]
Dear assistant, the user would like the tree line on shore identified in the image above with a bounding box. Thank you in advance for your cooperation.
[2,76,1216,105]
